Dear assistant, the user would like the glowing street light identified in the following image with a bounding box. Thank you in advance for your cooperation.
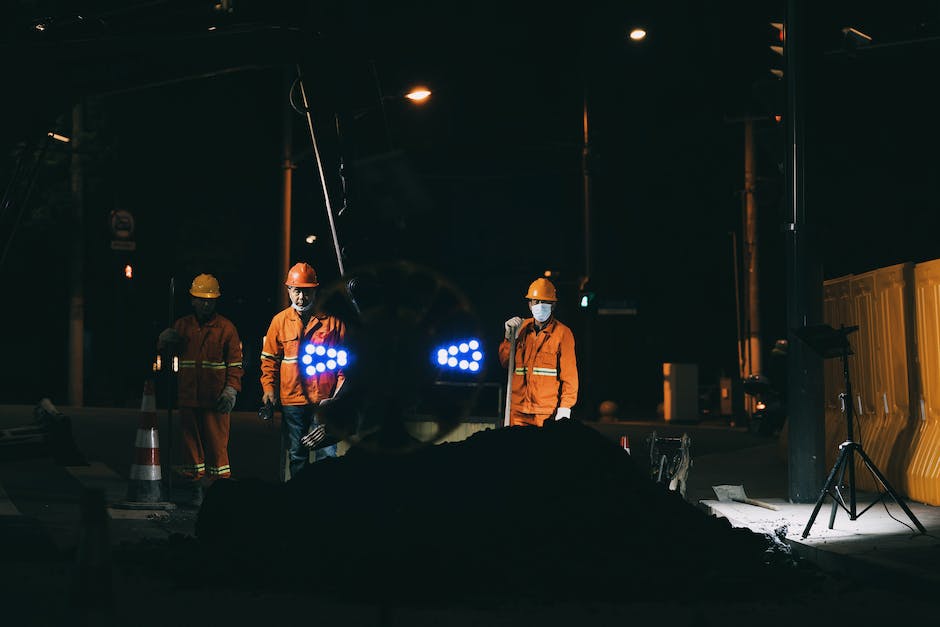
[628,27,647,41]
[405,87,432,103]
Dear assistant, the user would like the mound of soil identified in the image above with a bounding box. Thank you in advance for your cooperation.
[193,420,819,603]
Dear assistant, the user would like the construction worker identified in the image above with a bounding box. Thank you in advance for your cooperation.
[499,277,578,426]
[157,273,243,506]
[261,262,346,481]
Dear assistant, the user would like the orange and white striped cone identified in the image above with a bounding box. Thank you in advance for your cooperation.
[113,380,176,510]
[620,435,631,455]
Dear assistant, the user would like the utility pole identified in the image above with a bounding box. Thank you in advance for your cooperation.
[68,101,85,407]
[744,118,761,382]
[581,89,594,418]
[279,65,293,311]
[784,0,825,503]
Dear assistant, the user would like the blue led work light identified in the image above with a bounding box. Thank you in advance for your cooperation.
[301,342,349,377]
[434,338,483,373]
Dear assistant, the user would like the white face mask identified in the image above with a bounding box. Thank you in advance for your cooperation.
[531,303,552,323]
[292,302,315,313]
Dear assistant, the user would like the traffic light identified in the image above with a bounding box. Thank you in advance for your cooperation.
[769,21,784,78]
[579,292,595,309]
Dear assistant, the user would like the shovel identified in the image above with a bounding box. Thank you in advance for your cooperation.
[712,484,780,511]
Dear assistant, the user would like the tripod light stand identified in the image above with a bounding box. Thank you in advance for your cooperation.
[796,323,925,538]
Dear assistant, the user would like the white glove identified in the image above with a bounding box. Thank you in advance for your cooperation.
[555,407,571,420]
[504,316,523,340]
[215,386,238,414]
[157,327,183,349]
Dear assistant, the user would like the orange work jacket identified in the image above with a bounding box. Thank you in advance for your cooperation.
[260,307,346,406]
[172,313,244,409]
[498,317,578,415]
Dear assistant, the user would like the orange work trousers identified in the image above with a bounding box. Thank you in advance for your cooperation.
[510,409,554,427]
[178,407,231,482]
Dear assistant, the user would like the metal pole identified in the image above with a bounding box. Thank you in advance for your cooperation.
[295,64,345,277]
[744,119,761,380]
[68,102,85,407]
[165,277,175,498]
[785,0,825,503]
[279,66,293,311]
[730,231,744,381]
[503,328,517,427]
[581,90,594,418]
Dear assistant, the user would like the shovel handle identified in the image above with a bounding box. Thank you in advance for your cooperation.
[734,497,780,511]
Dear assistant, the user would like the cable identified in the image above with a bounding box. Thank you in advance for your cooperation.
[0,137,50,272]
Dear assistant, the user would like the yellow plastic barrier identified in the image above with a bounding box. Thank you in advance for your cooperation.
[909,259,940,504]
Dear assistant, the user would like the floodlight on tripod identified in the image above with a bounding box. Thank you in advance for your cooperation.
[795,323,925,538]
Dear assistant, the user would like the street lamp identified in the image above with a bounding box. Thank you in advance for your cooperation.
[404,86,432,103]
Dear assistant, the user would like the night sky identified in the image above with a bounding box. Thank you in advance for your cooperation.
[3,1,940,416]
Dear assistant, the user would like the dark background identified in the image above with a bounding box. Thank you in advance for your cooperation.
[2,1,940,417]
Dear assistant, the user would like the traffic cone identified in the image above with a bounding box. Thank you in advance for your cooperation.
[113,380,176,510]
[620,435,631,455]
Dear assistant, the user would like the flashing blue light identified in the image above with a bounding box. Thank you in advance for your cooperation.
[301,343,351,377]
[433,338,484,374]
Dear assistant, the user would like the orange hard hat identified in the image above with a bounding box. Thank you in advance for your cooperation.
[190,273,221,299]
[525,277,557,302]
[285,262,319,287]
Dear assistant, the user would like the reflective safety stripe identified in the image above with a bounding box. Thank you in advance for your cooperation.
[207,465,231,476]
[283,356,298,363]
[532,368,558,376]
[261,352,279,361]
[179,360,234,370]
[226,362,242,368]
[514,368,527,375]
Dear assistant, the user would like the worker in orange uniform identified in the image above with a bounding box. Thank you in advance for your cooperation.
[157,273,243,506]
[261,262,346,481]
[499,277,578,426]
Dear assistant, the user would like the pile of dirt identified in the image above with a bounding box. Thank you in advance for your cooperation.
[191,420,821,603]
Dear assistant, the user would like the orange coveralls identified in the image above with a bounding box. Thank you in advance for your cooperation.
[498,317,578,426]
[172,313,243,481]
[260,308,346,405]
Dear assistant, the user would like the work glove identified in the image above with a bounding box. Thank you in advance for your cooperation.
[504,316,523,340]
[157,327,182,350]
[300,423,327,450]
[555,407,571,420]
[261,390,277,406]
[215,386,237,414]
